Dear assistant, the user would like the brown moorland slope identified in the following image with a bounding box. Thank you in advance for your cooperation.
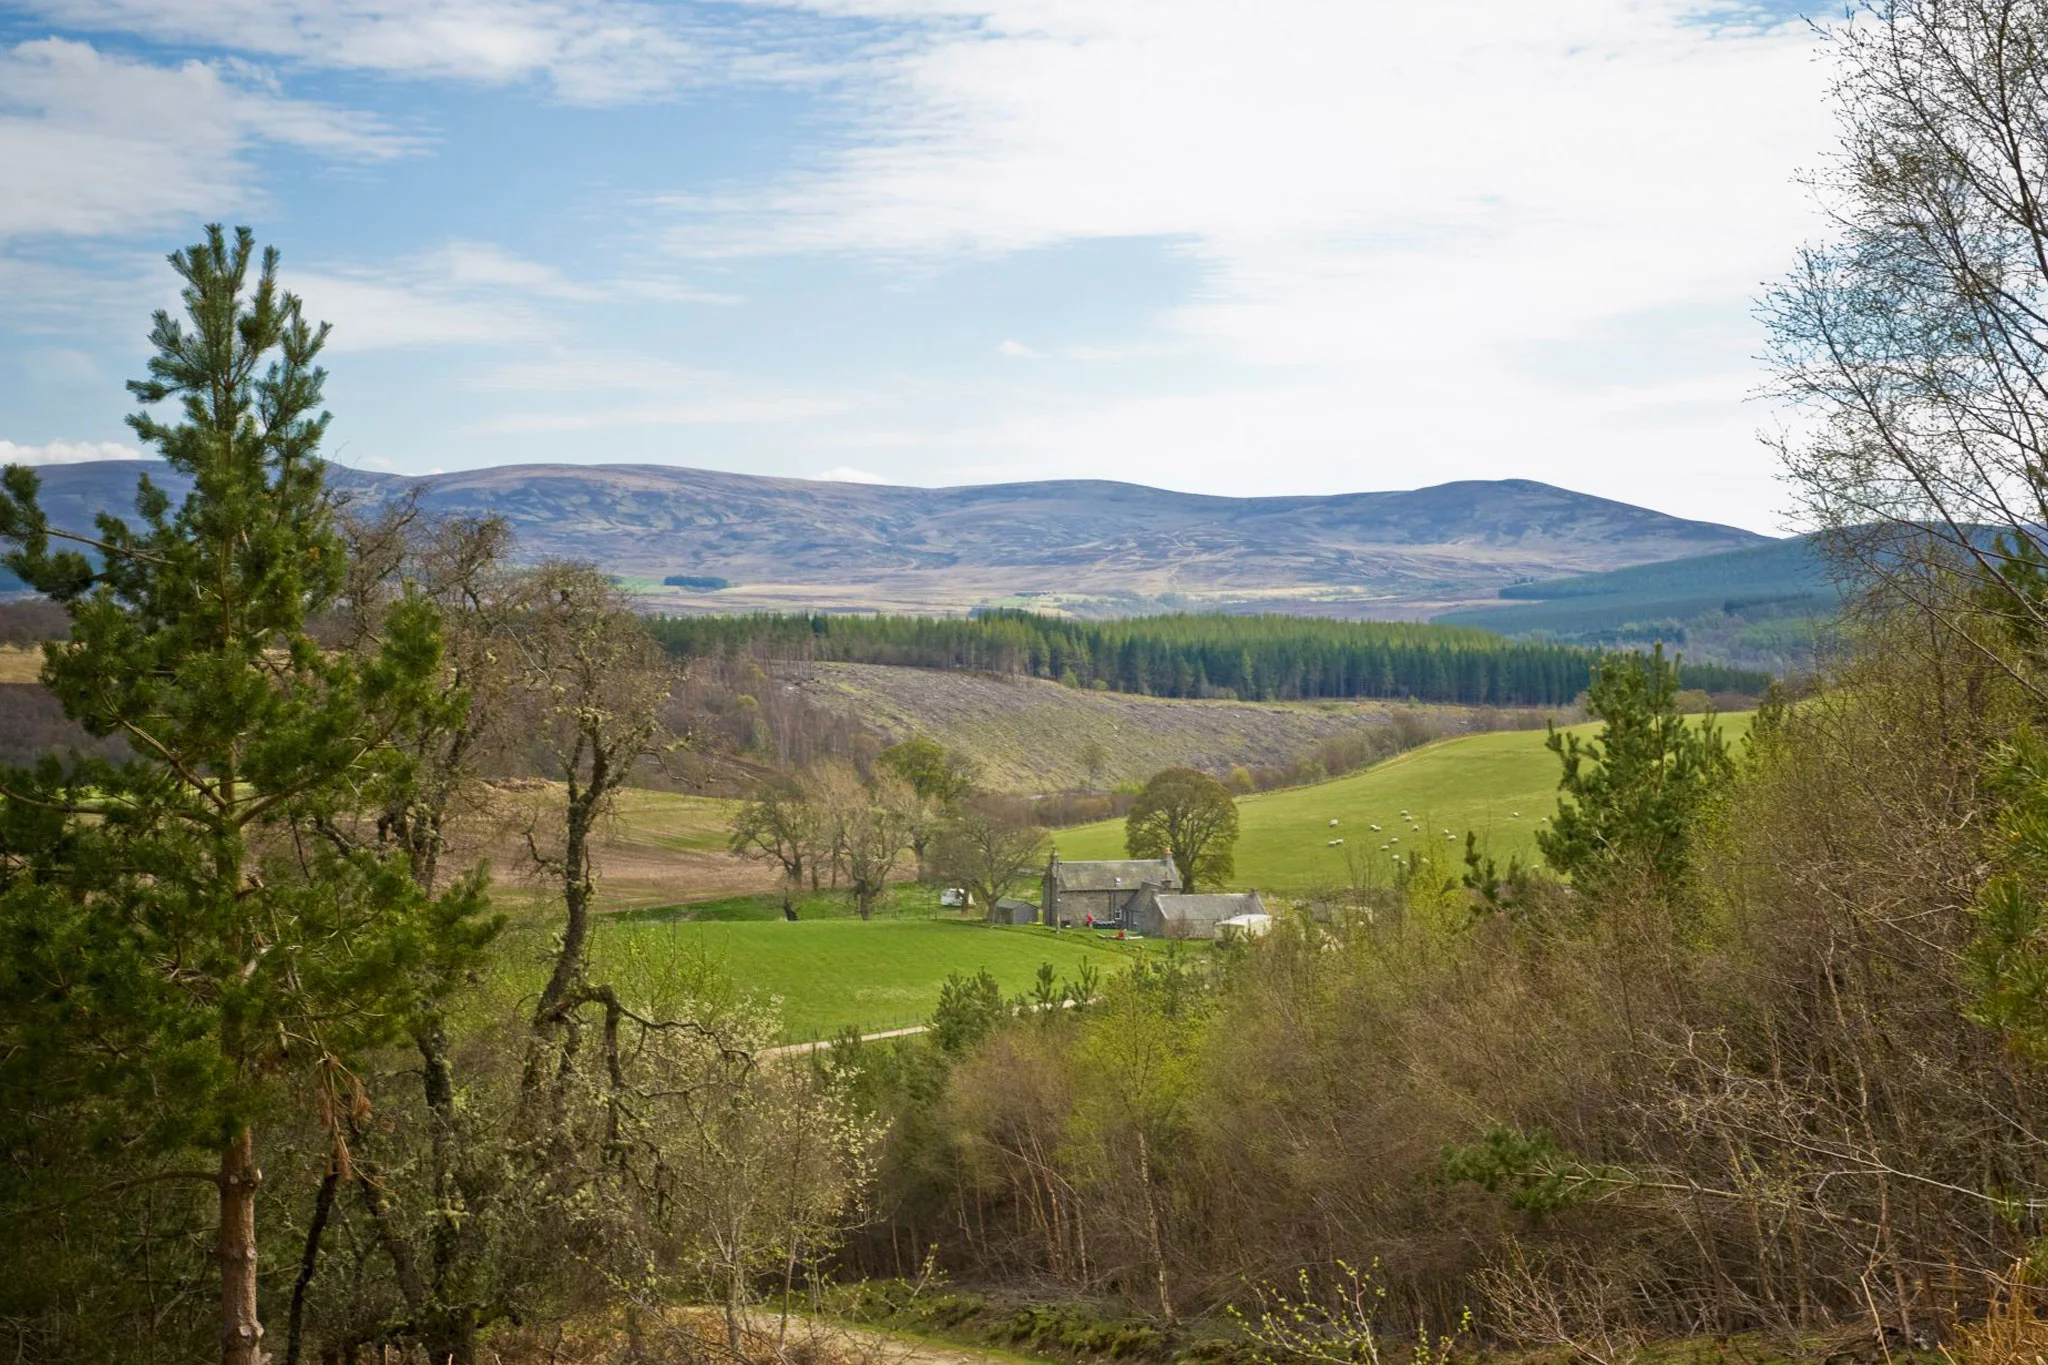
[14,461,1771,616]
[778,661,1502,792]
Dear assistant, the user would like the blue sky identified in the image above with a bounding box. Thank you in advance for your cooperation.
[0,0,1833,531]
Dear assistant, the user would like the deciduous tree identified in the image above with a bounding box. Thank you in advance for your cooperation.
[1124,767,1239,892]
[932,807,1048,919]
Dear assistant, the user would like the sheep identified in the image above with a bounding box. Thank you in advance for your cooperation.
[1327,838,1344,847]
[1328,818,1339,827]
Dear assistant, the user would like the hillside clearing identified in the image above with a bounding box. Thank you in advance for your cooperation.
[1052,713,1755,892]
[779,660,1524,792]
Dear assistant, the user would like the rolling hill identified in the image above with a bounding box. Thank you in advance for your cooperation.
[10,460,1771,615]
[1434,535,1839,672]
[1051,713,1755,892]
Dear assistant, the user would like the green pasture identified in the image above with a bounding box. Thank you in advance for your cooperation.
[1053,713,1754,893]
[606,787,739,854]
[592,916,1160,1040]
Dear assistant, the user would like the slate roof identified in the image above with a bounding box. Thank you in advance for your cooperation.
[994,897,1037,914]
[1051,858,1181,893]
[1149,891,1267,929]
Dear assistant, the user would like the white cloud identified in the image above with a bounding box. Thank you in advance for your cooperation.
[460,349,858,429]
[469,393,852,432]
[295,241,607,350]
[295,269,545,351]
[653,0,1836,528]
[293,247,746,351]
[417,240,603,300]
[472,353,721,390]
[0,438,140,464]
[0,38,411,242]
[18,0,809,104]
[816,465,889,483]
[996,338,1040,358]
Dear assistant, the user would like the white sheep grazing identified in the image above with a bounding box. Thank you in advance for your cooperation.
[1369,823,1382,832]
[1327,838,1344,846]
[1328,818,1339,827]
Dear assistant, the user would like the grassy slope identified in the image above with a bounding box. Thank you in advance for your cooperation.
[1053,713,1754,892]
[593,916,1160,1040]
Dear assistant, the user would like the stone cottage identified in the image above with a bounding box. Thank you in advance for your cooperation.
[1040,851,1181,927]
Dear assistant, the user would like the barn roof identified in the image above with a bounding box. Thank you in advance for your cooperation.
[1150,892,1267,927]
[1051,858,1181,893]
[994,897,1036,913]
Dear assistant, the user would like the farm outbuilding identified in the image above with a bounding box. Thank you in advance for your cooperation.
[992,897,1038,926]
[1040,851,1181,928]
[1127,889,1269,940]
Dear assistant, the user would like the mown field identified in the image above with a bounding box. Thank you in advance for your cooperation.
[1052,713,1755,892]
[590,915,1159,1040]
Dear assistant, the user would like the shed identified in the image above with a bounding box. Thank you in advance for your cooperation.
[992,897,1039,926]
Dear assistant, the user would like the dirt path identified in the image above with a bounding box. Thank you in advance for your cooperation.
[742,1310,1048,1365]
[759,1023,930,1060]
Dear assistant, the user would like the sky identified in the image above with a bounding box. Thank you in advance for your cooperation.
[0,0,1835,532]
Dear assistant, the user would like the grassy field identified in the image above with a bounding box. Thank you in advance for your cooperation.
[592,915,1161,1040]
[1053,713,1754,893]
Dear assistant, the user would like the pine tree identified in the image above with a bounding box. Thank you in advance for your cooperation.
[1534,642,1733,891]
[0,226,493,1365]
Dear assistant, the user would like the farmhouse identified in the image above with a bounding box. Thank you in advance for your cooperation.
[1129,889,1269,940]
[1041,851,1181,927]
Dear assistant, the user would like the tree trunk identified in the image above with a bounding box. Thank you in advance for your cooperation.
[220,1125,265,1365]
[1132,1128,1175,1326]
[284,1163,339,1365]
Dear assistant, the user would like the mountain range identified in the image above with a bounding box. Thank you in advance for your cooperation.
[9,460,1772,616]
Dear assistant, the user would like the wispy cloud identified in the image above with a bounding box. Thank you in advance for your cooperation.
[293,241,729,350]
[20,0,851,103]
[645,0,1832,525]
[0,437,140,464]
[0,38,412,242]
[468,395,853,432]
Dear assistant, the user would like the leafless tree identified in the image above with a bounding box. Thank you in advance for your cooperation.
[1766,0,2048,699]
[931,807,1049,919]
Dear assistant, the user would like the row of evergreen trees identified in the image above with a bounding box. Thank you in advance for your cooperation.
[647,608,1769,706]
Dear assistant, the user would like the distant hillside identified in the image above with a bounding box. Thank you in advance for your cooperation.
[8,460,1770,616]
[1435,535,1840,672]
[781,662,1414,792]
